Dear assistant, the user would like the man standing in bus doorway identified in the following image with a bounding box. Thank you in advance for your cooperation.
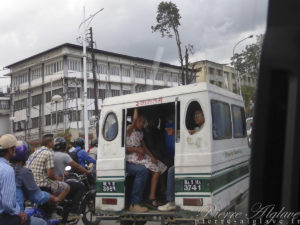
[159,108,205,211]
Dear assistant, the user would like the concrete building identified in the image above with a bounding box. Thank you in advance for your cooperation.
[6,43,181,141]
[0,95,10,136]
[192,60,257,94]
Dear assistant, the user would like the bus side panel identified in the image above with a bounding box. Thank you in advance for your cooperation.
[96,107,125,212]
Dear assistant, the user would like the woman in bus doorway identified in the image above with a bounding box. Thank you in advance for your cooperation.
[126,108,167,211]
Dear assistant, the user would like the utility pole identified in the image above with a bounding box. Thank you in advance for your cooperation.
[89,27,100,138]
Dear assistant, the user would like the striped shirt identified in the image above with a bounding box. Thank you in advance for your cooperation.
[0,157,20,215]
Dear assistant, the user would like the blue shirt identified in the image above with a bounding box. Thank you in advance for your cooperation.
[14,165,50,211]
[0,157,20,215]
[75,147,96,167]
[165,122,175,159]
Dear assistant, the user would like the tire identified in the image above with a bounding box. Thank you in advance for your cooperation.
[80,193,101,225]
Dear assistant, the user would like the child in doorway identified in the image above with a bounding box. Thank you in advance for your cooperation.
[126,108,167,210]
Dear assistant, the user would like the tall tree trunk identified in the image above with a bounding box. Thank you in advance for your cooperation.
[173,28,185,85]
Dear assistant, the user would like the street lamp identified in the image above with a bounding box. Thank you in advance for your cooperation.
[52,95,63,132]
[232,35,253,95]
[79,6,104,152]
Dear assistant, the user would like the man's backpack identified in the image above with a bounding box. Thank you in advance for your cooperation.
[69,148,82,163]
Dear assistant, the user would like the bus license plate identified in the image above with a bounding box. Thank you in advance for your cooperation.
[102,181,117,192]
[183,179,202,191]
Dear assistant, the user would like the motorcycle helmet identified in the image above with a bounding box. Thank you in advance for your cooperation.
[53,137,67,151]
[11,141,30,162]
[91,139,98,147]
[74,137,85,148]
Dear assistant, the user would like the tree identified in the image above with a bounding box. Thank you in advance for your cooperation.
[151,1,196,85]
[231,34,264,77]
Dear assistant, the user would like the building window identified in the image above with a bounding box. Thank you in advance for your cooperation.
[68,59,81,72]
[209,67,214,75]
[99,89,106,99]
[45,114,51,126]
[68,87,80,99]
[135,69,145,78]
[166,74,172,82]
[97,64,108,74]
[0,100,9,109]
[69,110,81,122]
[31,67,42,80]
[146,70,151,79]
[155,72,163,81]
[14,99,27,111]
[111,90,120,97]
[32,94,42,107]
[31,117,39,129]
[218,81,222,87]
[217,70,222,76]
[123,90,131,95]
[45,60,63,75]
[210,80,215,85]
[14,120,26,132]
[52,111,63,124]
[14,71,28,86]
[110,65,120,76]
[87,88,95,99]
[122,67,131,77]
[172,74,178,82]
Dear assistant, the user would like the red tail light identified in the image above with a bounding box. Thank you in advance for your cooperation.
[102,198,117,205]
[183,198,203,206]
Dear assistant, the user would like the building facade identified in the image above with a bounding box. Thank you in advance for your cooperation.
[193,60,257,94]
[7,43,181,141]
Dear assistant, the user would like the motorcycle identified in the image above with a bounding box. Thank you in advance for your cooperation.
[24,166,98,225]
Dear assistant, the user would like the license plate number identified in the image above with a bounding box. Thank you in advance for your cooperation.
[183,179,202,191]
[102,181,117,192]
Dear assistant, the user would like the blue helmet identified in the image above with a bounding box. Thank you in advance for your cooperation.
[11,141,30,162]
[74,137,84,148]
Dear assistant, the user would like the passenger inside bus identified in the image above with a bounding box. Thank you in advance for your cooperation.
[126,108,167,211]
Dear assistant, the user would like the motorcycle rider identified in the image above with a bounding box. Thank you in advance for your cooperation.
[0,134,28,225]
[72,137,96,168]
[52,137,91,214]
[26,134,70,203]
[11,140,59,225]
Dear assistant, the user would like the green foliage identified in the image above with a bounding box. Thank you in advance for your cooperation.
[231,34,264,77]
[151,1,181,38]
[241,85,255,115]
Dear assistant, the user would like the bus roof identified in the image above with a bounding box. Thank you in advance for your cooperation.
[102,82,243,107]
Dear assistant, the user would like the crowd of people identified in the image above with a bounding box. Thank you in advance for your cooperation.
[0,134,96,225]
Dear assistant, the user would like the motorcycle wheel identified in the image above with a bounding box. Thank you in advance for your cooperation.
[80,193,101,225]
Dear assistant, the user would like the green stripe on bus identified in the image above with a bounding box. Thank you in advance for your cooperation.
[175,164,249,193]
[212,174,249,196]
[175,160,249,177]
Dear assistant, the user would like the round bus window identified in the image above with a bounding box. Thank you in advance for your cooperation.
[185,101,205,135]
[103,112,118,141]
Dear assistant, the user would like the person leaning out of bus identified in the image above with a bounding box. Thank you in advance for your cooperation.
[188,109,205,135]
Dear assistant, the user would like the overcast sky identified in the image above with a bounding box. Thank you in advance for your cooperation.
[0,0,268,84]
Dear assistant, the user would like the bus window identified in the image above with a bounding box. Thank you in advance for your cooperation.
[211,100,232,140]
[185,101,205,135]
[103,112,118,141]
[231,105,247,138]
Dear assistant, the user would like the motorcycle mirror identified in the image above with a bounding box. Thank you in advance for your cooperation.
[65,166,71,172]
